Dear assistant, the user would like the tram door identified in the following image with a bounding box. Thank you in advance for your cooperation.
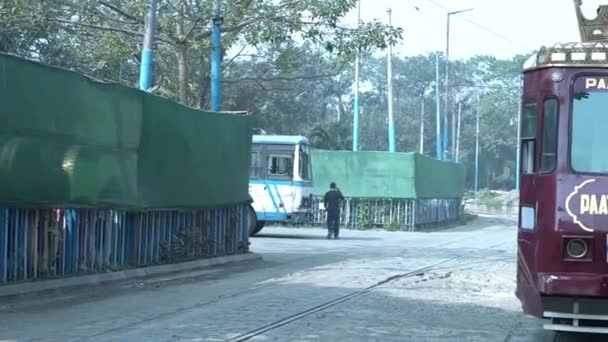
[517,93,560,316]
[519,100,538,232]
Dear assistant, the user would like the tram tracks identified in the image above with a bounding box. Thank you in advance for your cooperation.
[76,236,475,339]
[70,236,511,341]
[226,241,510,342]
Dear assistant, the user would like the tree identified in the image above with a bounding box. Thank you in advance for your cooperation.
[4,0,402,105]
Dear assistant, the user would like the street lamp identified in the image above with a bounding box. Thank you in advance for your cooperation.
[445,8,473,161]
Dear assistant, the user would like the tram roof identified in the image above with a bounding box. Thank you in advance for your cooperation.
[252,135,310,145]
[524,42,608,71]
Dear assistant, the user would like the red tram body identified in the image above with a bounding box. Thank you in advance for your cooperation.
[516,2,608,333]
[517,42,608,333]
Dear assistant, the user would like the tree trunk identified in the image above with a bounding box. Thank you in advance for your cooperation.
[177,46,188,104]
[337,95,343,121]
[176,0,188,104]
[198,72,210,109]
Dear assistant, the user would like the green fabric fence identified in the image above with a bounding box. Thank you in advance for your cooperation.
[0,53,253,209]
[311,150,465,199]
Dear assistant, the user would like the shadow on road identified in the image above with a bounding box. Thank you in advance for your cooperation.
[253,233,381,241]
[417,215,517,234]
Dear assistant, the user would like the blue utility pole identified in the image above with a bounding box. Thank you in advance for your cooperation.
[353,0,362,152]
[435,53,442,160]
[210,0,223,111]
[139,0,158,91]
[443,108,448,160]
[387,8,396,153]
[475,93,480,192]
[515,77,522,191]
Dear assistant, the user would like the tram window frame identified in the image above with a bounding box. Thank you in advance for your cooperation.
[250,152,261,178]
[522,102,537,139]
[267,154,293,180]
[540,98,559,173]
[521,102,537,174]
[250,145,265,179]
[298,146,311,181]
[570,79,608,175]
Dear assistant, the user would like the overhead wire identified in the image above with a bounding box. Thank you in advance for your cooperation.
[421,0,532,51]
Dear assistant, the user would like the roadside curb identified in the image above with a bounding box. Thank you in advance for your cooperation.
[0,253,262,298]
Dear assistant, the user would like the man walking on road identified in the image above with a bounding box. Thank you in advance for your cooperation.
[324,182,344,239]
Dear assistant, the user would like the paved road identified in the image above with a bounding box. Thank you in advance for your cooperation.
[0,216,590,341]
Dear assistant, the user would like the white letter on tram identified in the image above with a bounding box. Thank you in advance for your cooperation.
[590,195,599,215]
[587,78,598,89]
[581,194,590,214]
[600,195,608,215]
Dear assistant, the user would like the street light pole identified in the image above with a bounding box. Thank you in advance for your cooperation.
[139,0,158,91]
[515,76,523,191]
[444,13,450,161]
[475,93,481,192]
[387,8,396,153]
[445,8,473,161]
[435,53,442,160]
[420,97,425,154]
[455,102,462,163]
[353,0,362,152]
[210,0,223,111]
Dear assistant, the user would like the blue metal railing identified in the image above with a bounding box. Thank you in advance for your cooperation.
[0,205,249,284]
[311,197,462,231]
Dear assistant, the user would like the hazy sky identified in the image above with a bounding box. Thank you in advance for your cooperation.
[342,0,603,60]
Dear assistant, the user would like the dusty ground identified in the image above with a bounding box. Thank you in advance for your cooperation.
[0,216,598,341]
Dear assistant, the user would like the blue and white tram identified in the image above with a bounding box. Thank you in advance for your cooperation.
[248,135,314,236]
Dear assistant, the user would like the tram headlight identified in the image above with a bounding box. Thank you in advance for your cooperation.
[566,238,588,259]
[551,72,563,83]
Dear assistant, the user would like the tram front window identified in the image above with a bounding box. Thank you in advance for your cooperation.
[572,91,608,173]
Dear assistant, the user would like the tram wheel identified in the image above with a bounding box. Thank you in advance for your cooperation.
[252,221,265,235]
[247,205,258,237]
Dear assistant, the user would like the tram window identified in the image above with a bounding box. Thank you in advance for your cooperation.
[522,140,535,174]
[299,147,311,181]
[522,103,537,139]
[250,152,263,178]
[268,155,293,179]
[572,91,608,173]
[540,99,559,173]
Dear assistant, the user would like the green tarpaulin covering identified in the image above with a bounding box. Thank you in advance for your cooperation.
[0,53,253,209]
[311,150,465,199]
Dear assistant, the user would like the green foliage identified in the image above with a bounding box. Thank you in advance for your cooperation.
[473,189,506,208]
[2,0,400,105]
[385,219,402,232]
[355,201,372,230]
[310,121,352,150]
[159,228,206,264]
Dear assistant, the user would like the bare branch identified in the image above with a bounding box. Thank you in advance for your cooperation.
[224,45,248,68]
[234,79,297,91]
[53,18,175,46]
[183,19,202,41]
[97,1,141,23]
[225,72,342,84]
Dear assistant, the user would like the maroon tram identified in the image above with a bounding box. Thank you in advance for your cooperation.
[516,2,608,334]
